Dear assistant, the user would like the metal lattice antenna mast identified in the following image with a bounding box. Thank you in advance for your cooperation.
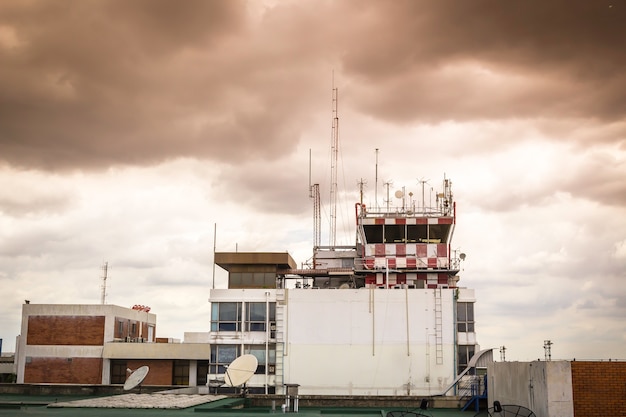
[309,149,321,249]
[100,261,108,304]
[329,83,339,247]
[544,340,553,361]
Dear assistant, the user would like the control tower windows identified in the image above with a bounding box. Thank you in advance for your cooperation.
[428,224,451,243]
[385,225,405,243]
[362,222,452,244]
[363,225,383,243]
[407,225,427,243]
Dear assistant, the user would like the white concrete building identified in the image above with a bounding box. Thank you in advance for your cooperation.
[207,177,482,396]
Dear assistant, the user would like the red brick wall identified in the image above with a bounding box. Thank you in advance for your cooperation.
[571,361,626,417]
[127,360,175,386]
[24,357,102,384]
[27,316,105,345]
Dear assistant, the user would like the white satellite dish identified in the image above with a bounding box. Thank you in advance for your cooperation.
[394,190,404,199]
[123,366,149,390]
[224,354,258,387]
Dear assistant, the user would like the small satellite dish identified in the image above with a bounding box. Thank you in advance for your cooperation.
[124,366,149,390]
[460,253,466,261]
[339,283,350,289]
[394,190,404,199]
[224,354,258,387]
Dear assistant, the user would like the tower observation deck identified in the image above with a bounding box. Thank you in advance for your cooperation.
[303,177,461,289]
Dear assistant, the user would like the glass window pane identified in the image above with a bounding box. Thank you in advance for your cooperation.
[248,303,266,321]
[457,303,467,321]
[218,303,236,320]
[269,303,276,321]
[219,322,237,331]
[217,346,237,363]
[249,322,265,331]
[467,303,474,321]
[247,346,266,365]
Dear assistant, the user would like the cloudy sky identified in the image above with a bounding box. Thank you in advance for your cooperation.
[1,0,625,361]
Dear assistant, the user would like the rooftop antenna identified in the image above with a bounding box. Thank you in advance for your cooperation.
[329,76,339,247]
[383,181,393,211]
[310,149,321,249]
[544,340,553,361]
[418,178,429,213]
[499,346,507,362]
[375,148,379,211]
[212,223,217,290]
[357,178,366,206]
[100,261,108,304]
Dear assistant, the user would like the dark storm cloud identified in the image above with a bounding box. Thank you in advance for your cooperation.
[1,0,625,172]
[339,0,626,123]
[0,0,328,170]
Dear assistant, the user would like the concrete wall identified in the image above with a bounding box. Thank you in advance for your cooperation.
[103,342,211,359]
[488,361,574,417]
[283,288,457,396]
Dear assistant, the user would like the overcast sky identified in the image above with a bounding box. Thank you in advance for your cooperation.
[1,0,625,361]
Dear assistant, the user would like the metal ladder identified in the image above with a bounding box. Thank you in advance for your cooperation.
[434,288,444,364]
[274,289,286,392]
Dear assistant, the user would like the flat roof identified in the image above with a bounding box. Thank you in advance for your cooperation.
[214,252,297,271]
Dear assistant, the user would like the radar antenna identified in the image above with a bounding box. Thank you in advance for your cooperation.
[329,81,339,247]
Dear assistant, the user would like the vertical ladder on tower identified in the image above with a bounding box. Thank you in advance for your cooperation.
[274,289,286,392]
[435,288,444,364]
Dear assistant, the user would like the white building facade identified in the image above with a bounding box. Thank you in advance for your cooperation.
[207,285,477,396]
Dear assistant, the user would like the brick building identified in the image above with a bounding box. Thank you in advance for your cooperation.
[488,360,626,417]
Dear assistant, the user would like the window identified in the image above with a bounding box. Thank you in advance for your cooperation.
[197,360,209,386]
[211,302,242,331]
[385,224,405,243]
[457,302,475,333]
[117,320,124,337]
[172,360,189,385]
[210,345,240,374]
[245,344,276,374]
[110,360,127,384]
[131,322,137,337]
[363,225,383,243]
[458,345,476,375]
[229,272,276,288]
[245,302,276,332]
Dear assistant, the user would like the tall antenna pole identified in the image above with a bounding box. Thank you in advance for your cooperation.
[212,223,217,290]
[329,80,339,247]
[100,261,108,304]
[309,149,321,250]
[375,148,379,211]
